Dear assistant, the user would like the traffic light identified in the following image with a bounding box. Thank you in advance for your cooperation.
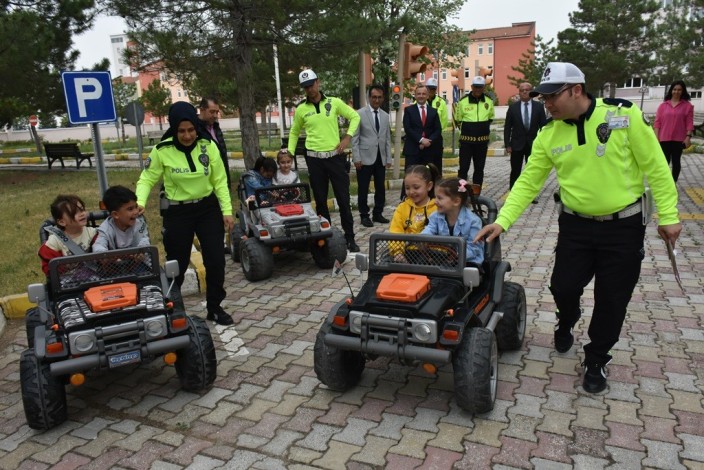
[390,84,403,111]
[403,43,429,80]
[479,66,494,86]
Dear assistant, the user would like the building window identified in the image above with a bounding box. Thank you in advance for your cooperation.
[488,43,493,54]
[623,77,643,88]
[433,70,438,79]
[478,43,483,55]
[442,91,448,100]
[441,68,447,80]
[177,91,181,97]
[464,68,470,79]
[111,37,123,44]
[691,91,702,98]
[420,72,426,81]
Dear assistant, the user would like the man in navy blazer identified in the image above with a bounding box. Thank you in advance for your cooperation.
[504,82,547,193]
[403,85,441,167]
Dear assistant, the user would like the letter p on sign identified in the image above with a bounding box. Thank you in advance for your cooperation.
[74,77,102,118]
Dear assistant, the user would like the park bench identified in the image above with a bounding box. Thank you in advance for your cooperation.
[44,143,93,170]
[147,130,165,145]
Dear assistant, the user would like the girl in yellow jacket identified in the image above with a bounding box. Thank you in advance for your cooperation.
[389,164,439,234]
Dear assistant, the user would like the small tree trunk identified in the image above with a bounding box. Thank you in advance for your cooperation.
[232,31,261,169]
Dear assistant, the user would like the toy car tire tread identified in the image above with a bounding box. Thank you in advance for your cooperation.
[313,322,365,391]
[25,307,44,348]
[175,316,217,391]
[230,224,244,263]
[240,238,274,281]
[494,281,527,350]
[452,327,497,414]
[311,228,347,269]
[20,349,67,430]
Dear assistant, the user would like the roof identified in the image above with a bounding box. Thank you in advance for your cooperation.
[465,22,535,40]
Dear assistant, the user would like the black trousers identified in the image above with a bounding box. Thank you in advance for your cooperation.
[163,194,226,311]
[356,151,386,218]
[549,212,646,364]
[458,142,489,186]
[509,147,531,189]
[660,141,684,182]
[305,154,354,240]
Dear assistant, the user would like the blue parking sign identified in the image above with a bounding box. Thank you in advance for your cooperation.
[62,71,117,124]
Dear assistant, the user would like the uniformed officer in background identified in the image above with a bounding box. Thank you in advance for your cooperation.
[287,69,362,252]
[425,78,448,172]
[137,102,235,325]
[474,62,681,394]
[454,76,494,187]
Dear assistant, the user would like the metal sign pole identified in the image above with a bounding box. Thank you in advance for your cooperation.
[134,105,144,170]
[90,123,109,197]
[392,32,407,180]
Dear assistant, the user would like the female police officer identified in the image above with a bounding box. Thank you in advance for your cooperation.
[136,101,235,325]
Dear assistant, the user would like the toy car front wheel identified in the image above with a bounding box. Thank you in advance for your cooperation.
[175,316,217,392]
[25,307,44,348]
[310,228,348,269]
[240,238,274,281]
[494,281,527,350]
[230,224,244,263]
[452,327,498,414]
[314,322,365,391]
[20,349,67,430]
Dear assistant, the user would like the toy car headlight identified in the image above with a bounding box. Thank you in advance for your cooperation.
[413,323,433,342]
[145,318,166,338]
[272,226,285,238]
[350,313,363,333]
[310,220,320,232]
[74,333,95,353]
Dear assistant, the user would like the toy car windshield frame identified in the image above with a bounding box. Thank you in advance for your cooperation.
[254,183,311,209]
[48,246,160,296]
[368,233,466,278]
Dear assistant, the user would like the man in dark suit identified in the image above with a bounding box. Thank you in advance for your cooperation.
[402,85,441,199]
[504,82,547,199]
[199,97,231,189]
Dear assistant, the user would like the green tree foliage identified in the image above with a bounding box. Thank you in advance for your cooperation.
[140,80,171,130]
[556,0,659,97]
[0,0,96,127]
[683,0,704,87]
[508,36,557,96]
[112,79,137,141]
[107,0,466,168]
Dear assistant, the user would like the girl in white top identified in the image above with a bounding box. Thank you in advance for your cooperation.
[273,148,300,185]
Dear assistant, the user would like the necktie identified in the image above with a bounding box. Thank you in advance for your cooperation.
[523,102,530,129]
[420,105,426,126]
[374,110,380,132]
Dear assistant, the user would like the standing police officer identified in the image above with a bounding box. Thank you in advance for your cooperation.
[425,78,448,172]
[288,69,361,252]
[454,76,494,187]
[475,62,681,393]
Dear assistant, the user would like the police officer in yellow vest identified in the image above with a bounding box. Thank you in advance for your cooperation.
[475,62,681,394]
[425,78,448,172]
[288,69,361,252]
[136,102,235,325]
[454,76,494,187]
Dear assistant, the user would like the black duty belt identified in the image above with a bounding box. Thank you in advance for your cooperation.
[562,199,641,222]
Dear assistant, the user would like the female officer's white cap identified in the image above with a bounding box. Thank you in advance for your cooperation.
[299,69,318,87]
[425,78,438,88]
[530,62,585,97]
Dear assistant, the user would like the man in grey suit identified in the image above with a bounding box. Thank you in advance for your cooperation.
[352,84,392,227]
[504,82,547,196]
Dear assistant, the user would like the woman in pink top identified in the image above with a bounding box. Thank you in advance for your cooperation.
[654,80,694,182]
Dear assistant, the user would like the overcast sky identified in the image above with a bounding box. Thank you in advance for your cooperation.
[73,0,581,75]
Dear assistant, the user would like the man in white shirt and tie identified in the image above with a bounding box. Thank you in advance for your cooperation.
[351,85,393,227]
[504,82,547,201]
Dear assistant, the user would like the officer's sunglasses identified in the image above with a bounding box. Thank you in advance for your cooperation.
[539,84,575,103]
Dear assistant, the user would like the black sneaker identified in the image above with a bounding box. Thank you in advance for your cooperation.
[207,306,234,325]
[582,362,608,393]
[372,214,390,223]
[360,217,373,228]
[554,310,580,353]
[347,239,360,252]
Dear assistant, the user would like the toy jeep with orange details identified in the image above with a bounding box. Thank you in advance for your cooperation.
[314,196,526,413]
[230,182,347,281]
[20,246,216,430]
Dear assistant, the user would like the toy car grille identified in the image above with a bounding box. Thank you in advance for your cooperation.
[373,238,462,270]
[255,184,311,208]
[58,284,165,330]
[49,247,159,294]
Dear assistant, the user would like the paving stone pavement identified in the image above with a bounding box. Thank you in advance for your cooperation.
[0,155,703,469]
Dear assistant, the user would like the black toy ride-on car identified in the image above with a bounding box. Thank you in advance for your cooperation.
[314,196,526,414]
[21,246,217,430]
[230,182,347,281]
